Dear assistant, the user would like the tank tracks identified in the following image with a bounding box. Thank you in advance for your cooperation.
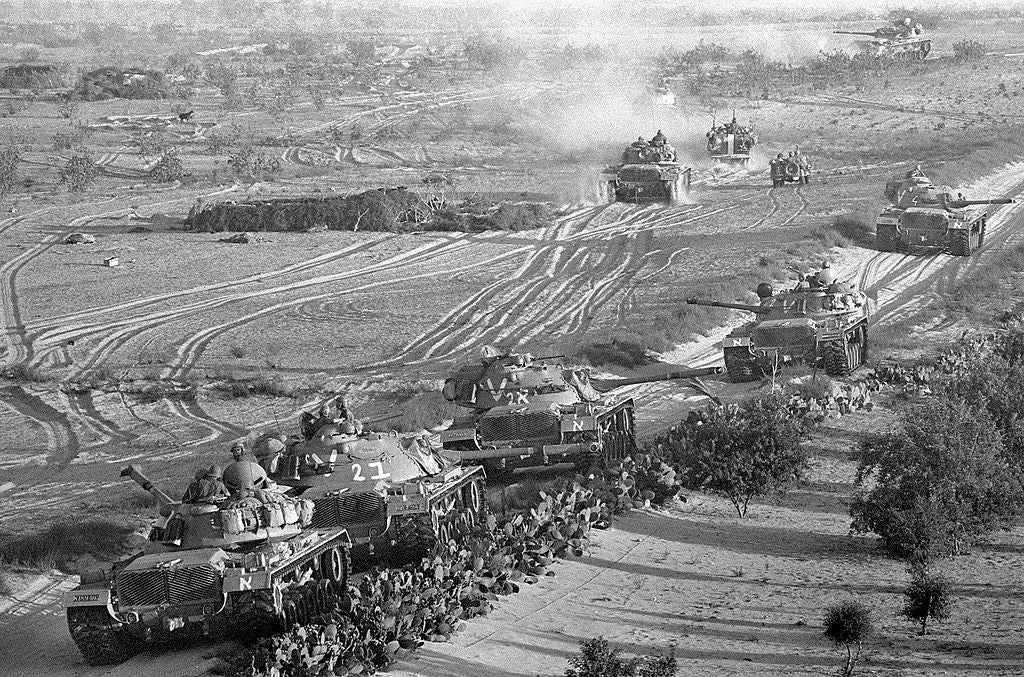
[66,606,140,666]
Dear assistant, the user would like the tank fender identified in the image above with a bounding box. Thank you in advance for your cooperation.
[222,570,273,593]
[721,336,752,349]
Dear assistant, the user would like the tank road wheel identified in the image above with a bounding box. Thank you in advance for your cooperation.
[67,606,140,666]
[319,546,350,588]
[950,229,972,257]
[231,588,286,639]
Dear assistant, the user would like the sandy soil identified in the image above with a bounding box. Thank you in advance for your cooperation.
[3,13,1024,677]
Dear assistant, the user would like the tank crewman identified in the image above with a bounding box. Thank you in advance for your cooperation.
[182,465,229,504]
[816,262,838,287]
[650,129,667,147]
[630,136,649,149]
[256,436,287,475]
[223,460,274,497]
[230,440,258,464]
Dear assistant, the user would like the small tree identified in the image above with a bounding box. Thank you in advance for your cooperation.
[59,154,100,193]
[823,601,873,676]
[226,142,282,182]
[850,398,1023,560]
[901,567,953,635]
[668,395,808,516]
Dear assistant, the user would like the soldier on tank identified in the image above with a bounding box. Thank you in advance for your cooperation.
[181,465,229,504]
[650,129,667,147]
[230,440,258,463]
[256,436,287,475]
[815,262,838,287]
[630,136,648,149]
[223,460,276,498]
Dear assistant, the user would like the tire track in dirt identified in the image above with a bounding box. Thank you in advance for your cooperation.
[0,385,80,475]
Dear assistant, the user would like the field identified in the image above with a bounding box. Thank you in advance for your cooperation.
[3,3,1024,676]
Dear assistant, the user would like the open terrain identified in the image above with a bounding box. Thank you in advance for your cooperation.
[3,3,1024,676]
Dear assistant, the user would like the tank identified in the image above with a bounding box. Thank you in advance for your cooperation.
[877,167,1013,256]
[707,116,756,164]
[64,464,351,666]
[686,266,870,381]
[770,150,811,187]
[834,20,932,61]
[266,411,486,567]
[599,132,691,205]
[440,347,722,476]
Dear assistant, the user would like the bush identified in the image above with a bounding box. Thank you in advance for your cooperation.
[952,40,987,62]
[823,601,873,677]
[901,567,953,635]
[227,142,283,182]
[74,67,168,101]
[59,154,101,193]
[850,397,1023,561]
[217,375,295,399]
[665,395,808,516]
[148,149,187,183]
[0,520,134,570]
[565,637,676,677]
[2,363,53,382]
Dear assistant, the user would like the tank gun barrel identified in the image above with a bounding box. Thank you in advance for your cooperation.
[946,197,1014,208]
[833,30,880,36]
[685,298,772,314]
[595,366,724,390]
[120,464,174,507]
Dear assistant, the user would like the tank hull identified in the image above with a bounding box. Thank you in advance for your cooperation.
[877,207,988,256]
[600,163,691,205]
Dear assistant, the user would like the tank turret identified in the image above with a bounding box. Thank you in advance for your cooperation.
[440,347,720,474]
[685,298,774,315]
[65,464,351,666]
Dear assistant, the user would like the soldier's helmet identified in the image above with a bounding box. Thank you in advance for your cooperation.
[903,17,911,26]
[223,461,267,493]
[206,464,223,479]
[776,152,784,159]
[194,468,206,480]
[262,438,286,455]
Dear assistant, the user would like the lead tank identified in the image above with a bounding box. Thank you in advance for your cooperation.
[268,407,486,567]
[64,464,351,665]
[600,133,691,205]
[877,167,1013,255]
[834,20,931,60]
[440,347,722,476]
[687,266,870,381]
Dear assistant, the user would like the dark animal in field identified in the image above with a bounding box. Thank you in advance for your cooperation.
[178,110,194,122]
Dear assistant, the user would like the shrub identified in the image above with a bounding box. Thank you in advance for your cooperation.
[0,520,134,570]
[2,362,53,382]
[901,567,953,635]
[227,142,283,182]
[952,40,987,62]
[850,397,1023,561]
[217,375,295,399]
[204,61,237,95]
[0,145,20,198]
[564,637,676,677]
[0,569,10,596]
[59,154,101,193]
[148,149,187,183]
[74,67,168,101]
[395,391,458,432]
[666,395,808,516]
[823,601,873,676]
[57,97,78,119]
[810,222,850,248]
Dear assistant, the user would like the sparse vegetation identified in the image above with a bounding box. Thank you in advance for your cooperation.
[564,637,677,677]
[0,520,134,571]
[148,149,187,183]
[0,145,21,198]
[58,154,101,193]
[1,363,53,382]
[823,601,873,677]
[215,374,296,399]
[226,142,283,182]
[953,40,988,62]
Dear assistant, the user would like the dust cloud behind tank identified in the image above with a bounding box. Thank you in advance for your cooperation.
[440,346,721,477]
[64,464,351,666]
[265,400,486,567]
[877,166,1014,256]
[599,131,691,205]
[687,265,870,381]
[834,17,932,61]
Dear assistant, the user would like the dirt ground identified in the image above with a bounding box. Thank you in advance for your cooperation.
[3,8,1024,677]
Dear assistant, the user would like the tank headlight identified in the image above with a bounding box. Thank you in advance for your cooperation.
[124,611,140,623]
[203,604,213,615]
